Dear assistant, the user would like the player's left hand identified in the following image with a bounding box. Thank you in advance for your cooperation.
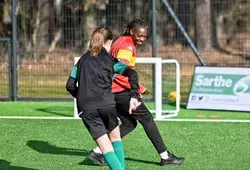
[138,84,149,98]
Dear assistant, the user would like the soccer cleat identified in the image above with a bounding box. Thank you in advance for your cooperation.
[160,152,185,166]
[87,150,107,166]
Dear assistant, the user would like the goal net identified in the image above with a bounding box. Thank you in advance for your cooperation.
[74,57,180,120]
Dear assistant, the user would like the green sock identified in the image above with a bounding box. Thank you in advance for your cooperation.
[112,141,125,169]
[103,151,123,170]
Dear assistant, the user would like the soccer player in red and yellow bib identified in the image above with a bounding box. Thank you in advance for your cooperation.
[110,23,147,94]
[110,35,137,92]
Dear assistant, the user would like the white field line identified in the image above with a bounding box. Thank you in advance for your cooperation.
[0,116,250,123]
[155,118,250,123]
[0,116,76,120]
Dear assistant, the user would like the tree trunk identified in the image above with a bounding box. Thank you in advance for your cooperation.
[195,0,212,50]
[37,0,50,47]
[47,0,62,53]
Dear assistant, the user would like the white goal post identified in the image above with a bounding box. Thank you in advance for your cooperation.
[73,57,180,120]
[161,59,180,119]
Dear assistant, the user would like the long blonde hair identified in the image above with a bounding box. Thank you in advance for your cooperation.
[89,27,113,56]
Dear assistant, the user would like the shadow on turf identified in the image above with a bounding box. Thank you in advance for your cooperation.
[78,158,105,166]
[125,157,159,166]
[0,159,38,170]
[27,140,89,156]
[36,107,72,117]
[26,140,99,166]
[26,140,159,166]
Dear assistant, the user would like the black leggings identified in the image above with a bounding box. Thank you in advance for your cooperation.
[115,92,167,154]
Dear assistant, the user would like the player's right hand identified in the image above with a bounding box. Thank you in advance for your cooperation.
[129,98,139,114]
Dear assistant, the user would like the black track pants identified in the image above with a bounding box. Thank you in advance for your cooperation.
[115,92,168,154]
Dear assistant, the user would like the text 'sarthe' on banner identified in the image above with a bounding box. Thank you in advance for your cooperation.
[187,66,250,112]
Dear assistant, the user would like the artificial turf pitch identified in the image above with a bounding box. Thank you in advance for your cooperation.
[0,102,249,170]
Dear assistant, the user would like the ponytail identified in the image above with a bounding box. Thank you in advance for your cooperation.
[89,31,104,56]
[89,27,113,56]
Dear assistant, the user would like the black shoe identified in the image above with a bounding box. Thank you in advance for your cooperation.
[87,150,107,166]
[160,152,185,166]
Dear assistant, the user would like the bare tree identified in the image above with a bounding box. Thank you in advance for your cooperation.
[196,0,212,50]
[82,0,107,51]
[48,0,62,53]
[37,0,51,47]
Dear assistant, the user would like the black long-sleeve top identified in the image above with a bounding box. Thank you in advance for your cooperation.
[66,48,139,114]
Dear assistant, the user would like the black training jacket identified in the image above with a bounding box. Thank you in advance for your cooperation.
[66,48,139,114]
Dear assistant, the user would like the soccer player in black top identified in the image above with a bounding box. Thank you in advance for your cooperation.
[66,27,139,170]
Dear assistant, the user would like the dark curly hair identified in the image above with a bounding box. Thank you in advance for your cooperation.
[123,19,148,36]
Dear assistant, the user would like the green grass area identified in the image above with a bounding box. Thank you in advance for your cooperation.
[1,101,250,120]
[18,86,70,97]
[0,117,249,169]
[0,102,73,117]
[0,102,250,169]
